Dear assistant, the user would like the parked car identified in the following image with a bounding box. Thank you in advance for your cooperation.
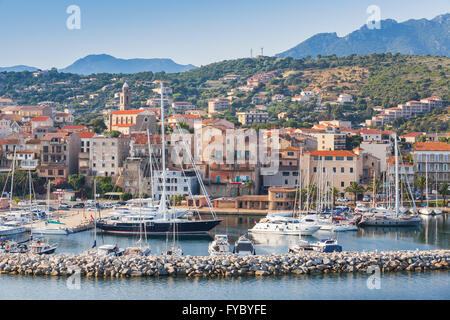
[363,196,371,202]
[337,198,350,202]
[59,203,71,210]
[72,203,85,208]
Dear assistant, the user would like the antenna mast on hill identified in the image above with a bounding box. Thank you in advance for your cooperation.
[261,47,264,56]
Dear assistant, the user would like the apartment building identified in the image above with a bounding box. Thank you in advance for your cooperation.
[236,111,269,126]
[152,169,199,201]
[89,135,130,177]
[38,132,81,180]
[366,96,443,126]
[303,126,346,151]
[413,142,450,190]
[301,150,362,194]
[208,98,231,115]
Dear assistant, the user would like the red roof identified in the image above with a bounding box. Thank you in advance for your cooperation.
[114,124,135,127]
[31,116,50,122]
[310,150,357,157]
[414,142,450,152]
[111,110,144,115]
[62,125,87,130]
[401,132,424,138]
[79,132,96,139]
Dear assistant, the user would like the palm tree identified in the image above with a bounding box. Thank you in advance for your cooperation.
[307,184,317,208]
[438,182,449,207]
[345,182,365,205]
[329,187,339,207]
[366,178,381,197]
[415,176,426,204]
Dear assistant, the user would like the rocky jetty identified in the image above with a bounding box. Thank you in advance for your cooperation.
[0,250,448,278]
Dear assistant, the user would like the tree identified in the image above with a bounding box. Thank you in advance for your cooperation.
[438,182,448,207]
[366,178,381,198]
[415,176,426,204]
[68,174,85,191]
[344,182,365,205]
[104,130,121,138]
[89,117,107,133]
[329,187,339,207]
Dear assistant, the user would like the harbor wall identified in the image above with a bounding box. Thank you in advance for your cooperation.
[0,249,448,278]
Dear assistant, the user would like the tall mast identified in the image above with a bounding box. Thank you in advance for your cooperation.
[146,129,154,206]
[425,153,429,208]
[156,81,167,215]
[299,148,303,213]
[9,147,16,212]
[394,133,399,217]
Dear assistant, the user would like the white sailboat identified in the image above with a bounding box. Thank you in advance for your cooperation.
[359,134,422,227]
[419,155,434,215]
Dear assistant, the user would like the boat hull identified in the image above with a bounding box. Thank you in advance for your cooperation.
[96,219,222,235]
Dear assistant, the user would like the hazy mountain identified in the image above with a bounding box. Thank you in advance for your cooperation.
[0,65,38,72]
[59,54,197,75]
[277,13,450,58]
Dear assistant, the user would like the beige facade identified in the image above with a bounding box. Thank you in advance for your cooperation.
[301,150,362,193]
[90,135,130,177]
[38,132,81,180]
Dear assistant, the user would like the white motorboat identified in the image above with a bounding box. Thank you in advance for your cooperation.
[433,208,443,215]
[267,211,293,218]
[0,222,27,237]
[289,238,342,253]
[354,203,369,214]
[233,235,256,256]
[29,237,58,255]
[208,234,232,256]
[419,207,435,216]
[249,218,286,234]
[31,226,71,235]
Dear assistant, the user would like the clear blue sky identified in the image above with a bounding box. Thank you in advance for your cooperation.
[0,0,448,69]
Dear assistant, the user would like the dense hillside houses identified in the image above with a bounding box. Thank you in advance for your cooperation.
[0,59,448,202]
[366,96,443,126]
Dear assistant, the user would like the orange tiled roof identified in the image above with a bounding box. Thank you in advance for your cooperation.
[31,116,50,122]
[111,110,144,115]
[310,150,357,157]
[79,132,96,139]
[400,132,424,138]
[414,142,450,152]
[114,124,135,127]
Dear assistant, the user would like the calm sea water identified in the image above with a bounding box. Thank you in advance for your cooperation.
[0,214,449,300]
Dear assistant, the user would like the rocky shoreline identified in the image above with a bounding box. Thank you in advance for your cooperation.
[0,250,448,278]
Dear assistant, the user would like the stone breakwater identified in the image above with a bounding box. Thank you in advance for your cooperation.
[0,250,448,278]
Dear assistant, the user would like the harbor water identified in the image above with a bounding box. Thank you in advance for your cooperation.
[0,214,449,300]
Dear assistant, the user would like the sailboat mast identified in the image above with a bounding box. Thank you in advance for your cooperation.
[146,129,154,206]
[394,133,399,217]
[425,154,429,208]
[159,82,167,215]
[299,148,303,213]
[9,147,16,212]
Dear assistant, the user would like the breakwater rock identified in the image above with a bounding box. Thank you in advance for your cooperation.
[0,250,448,278]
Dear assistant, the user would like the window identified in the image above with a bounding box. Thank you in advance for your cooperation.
[341,181,344,187]
[282,172,290,176]
[325,156,333,161]
[313,167,317,173]
[333,167,336,173]
[341,167,344,173]
[336,156,344,161]
[347,157,353,161]
[350,168,353,173]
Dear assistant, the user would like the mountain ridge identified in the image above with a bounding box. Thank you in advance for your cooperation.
[277,13,450,58]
